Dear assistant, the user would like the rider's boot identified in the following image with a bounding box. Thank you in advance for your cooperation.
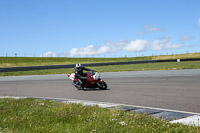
[79,79,84,88]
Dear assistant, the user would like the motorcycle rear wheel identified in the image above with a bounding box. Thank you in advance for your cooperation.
[97,81,107,90]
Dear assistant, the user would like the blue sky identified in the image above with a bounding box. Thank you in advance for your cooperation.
[0,0,200,57]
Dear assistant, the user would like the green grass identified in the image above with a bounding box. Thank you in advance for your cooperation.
[0,61,200,76]
[0,56,152,68]
[0,98,198,133]
[1,52,200,68]
[153,53,200,60]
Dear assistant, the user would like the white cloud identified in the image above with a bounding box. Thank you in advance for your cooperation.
[152,37,183,51]
[123,40,148,52]
[69,45,113,57]
[41,37,186,57]
[69,37,185,56]
[69,39,148,57]
[135,25,162,35]
[181,35,193,42]
[144,25,162,32]
[40,51,57,57]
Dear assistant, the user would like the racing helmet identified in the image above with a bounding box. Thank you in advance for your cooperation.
[76,63,82,68]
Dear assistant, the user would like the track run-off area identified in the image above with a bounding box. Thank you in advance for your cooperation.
[0,69,200,114]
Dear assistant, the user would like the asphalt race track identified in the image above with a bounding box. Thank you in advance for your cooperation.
[0,69,200,113]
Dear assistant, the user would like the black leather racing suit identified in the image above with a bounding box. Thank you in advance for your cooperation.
[75,66,93,86]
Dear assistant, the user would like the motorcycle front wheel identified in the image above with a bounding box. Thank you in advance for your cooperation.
[97,81,107,90]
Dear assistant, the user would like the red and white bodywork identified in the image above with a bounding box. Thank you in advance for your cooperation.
[67,71,107,90]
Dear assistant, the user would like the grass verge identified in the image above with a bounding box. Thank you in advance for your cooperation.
[0,98,198,133]
[0,56,152,68]
[0,52,200,68]
[0,61,200,76]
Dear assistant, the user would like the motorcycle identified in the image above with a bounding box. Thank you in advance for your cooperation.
[68,71,107,90]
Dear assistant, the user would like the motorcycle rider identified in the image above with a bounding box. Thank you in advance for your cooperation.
[74,63,94,88]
